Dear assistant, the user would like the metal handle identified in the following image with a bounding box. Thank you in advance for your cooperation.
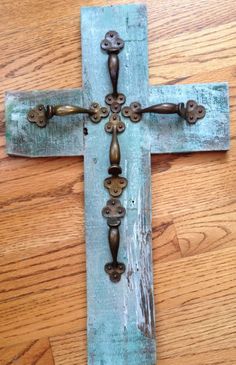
[50,105,94,116]
[108,53,119,97]
[108,224,120,266]
[101,31,126,111]
[103,114,128,197]
[105,114,125,176]
[122,100,206,124]
[102,199,126,283]
[27,103,109,127]
[140,103,179,114]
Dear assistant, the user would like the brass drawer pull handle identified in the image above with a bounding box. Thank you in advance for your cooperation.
[122,100,206,124]
[104,113,127,197]
[27,103,109,127]
[102,198,126,283]
[101,31,126,113]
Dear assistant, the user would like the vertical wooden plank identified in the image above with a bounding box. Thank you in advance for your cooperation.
[81,4,156,365]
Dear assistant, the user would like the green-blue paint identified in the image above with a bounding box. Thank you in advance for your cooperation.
[5,4,230,365]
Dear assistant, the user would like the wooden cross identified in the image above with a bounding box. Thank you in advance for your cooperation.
[5,4,229,365]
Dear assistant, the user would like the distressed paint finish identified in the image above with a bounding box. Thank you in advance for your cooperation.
[4,4,230,365]
[81,6,156,365]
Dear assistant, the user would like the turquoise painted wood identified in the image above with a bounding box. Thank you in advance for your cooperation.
[4,4,230,365]
[149,82,229,153]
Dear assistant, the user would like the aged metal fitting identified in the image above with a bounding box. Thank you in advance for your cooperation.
[101,31,126,112]
[27,103,109,127]
[102,198,126,283]
[122,100,206,124]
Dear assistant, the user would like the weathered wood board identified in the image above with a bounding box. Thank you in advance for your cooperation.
[4,3,230,365]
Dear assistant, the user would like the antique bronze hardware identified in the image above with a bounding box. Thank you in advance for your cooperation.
[26,30,206,283]
[27,103,109,127]
[122,100,206,124]
[104,113,128,197]
[101,31,126,113]
[102,198,126,283]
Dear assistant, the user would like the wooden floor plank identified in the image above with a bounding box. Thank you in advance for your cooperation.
[0,338,54,365]
[50,330,86,365]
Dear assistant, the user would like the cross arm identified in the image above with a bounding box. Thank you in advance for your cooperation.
[147,82,230,154]
[5,89,87,157]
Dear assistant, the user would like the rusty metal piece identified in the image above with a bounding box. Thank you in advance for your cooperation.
[89,103,109,123]
[105,94,126,113]
[122,100,206,124]
[104,176,128,197]
[101,31,125,106]
[121,102,142,122]
[27,105,50,128]
[101,31,124,54]
[102,198,126,221]
[27,103,109,127]
[105,114,125,176]
[102,198,126,282]
[178,100,206,124]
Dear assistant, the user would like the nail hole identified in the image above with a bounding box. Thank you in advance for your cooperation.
[83,127,88,135]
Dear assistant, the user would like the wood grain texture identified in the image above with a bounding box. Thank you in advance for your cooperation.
[0,0,236,365]
[0,338,55,365]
